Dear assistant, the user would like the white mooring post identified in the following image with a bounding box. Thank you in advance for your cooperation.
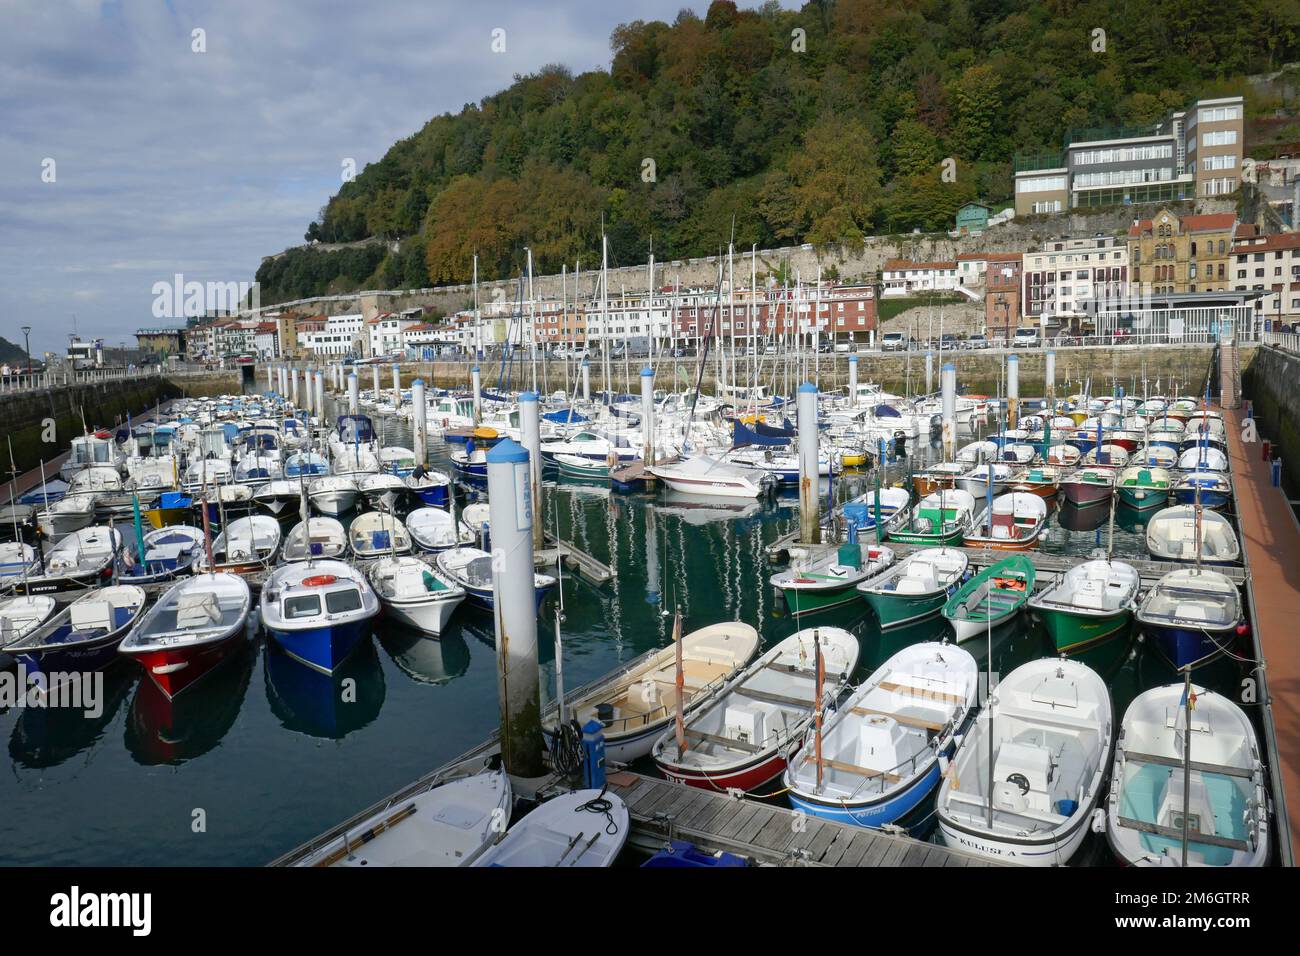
[371,364,381,403]
[1007,353,1020,429]
[640,366,656,466]
[471,365,482,424]
[412,378,427,467]
[1045,349,1057,407]
[392,363,401,410]
[925,351,934,395]
[798,381,820,545]
[520,391,544,551]
[347,373,359,416]
[942,362,957,462]
[848,353,858,402]
[581,358,591,403]
[314,372,325,421]
[265,364,273,394]
[485,438,546,777]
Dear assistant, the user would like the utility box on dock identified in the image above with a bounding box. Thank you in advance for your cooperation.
[582,719,606,790]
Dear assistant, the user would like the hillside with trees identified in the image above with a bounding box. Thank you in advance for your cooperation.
[256,0,1300,303]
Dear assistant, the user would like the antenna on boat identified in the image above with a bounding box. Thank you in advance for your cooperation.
[1179,665,1194,867]
[672,607,687,759]
[986,603,995,830]
[813,628,824,790]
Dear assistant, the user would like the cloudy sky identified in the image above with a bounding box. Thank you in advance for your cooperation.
[0,0,769,357]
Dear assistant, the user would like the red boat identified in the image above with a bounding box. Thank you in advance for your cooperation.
[118,573,252,699]
[651,628,859,793]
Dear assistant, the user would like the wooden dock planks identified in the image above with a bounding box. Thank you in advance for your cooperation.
[606,771,999,867]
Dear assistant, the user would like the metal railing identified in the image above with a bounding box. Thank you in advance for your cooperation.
[0,364,164,395]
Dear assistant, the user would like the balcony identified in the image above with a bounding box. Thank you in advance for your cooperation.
[1013,151,1066,173]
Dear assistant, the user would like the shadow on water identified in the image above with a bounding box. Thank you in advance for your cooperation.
[9,663,136,769]
[263,637,386,740]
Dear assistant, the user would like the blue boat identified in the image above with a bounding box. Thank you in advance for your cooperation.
[260,560,380,674]
[642,840,747,867]
[406,469,451,507]
[117,526,206,584]
[1136,568,1243,670]
[784,642,979,829]
[1172,471,1231,509]
[7,585,147,683]
[450,446,489,482]
[435,546,557,612]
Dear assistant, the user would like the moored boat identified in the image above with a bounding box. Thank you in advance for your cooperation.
[856,547,968,629]
[472,790,629,867]
[1059,467,1114,509]
[888,490,978,546]
[1028,559,1139,653]
[260,559,380,674]
[1136,568,1243,670]
[436,546,556,612]
[1145,505,1240,565]
[942,553,1034,642]
[963,492,1048,551]
[771,541,895,616]
[1117,466,1171,511]
[7,584,147,684]
[367,555,467,635]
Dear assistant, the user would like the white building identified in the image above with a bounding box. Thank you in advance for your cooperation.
[299,313,365,357]
[367,313,422,357]
[880,260,961,297]
[253,321,279,360]
[1022,235,1130,321]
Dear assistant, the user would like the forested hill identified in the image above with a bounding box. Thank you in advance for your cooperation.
[256,0,1300,304]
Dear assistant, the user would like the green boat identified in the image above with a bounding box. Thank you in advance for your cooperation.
[1116,466,1170,511]
[555,454,611,481]
[942,554,1035,642]
[887,490,978,546]
[1027,558,1140,653]
[856,547,969,629]
[771,541,895,617]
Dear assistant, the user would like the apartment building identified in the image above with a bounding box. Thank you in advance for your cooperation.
[1231,230,1300,327]
[1013,95,1244,215]
[984,254,1024,337]
[1022,235,1129,322]
[881,260,961,297]
[253,321,279,360]
[1127,210,1237,294]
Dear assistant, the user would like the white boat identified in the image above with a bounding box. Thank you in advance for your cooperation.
[937,658,1113,866]
[1027,559,1140,654]
[963,492,1048,550]
[291,760,512,867]
[0,595,59,662]
[349,511,414,559]
[60,433,125,482]
[367,555,467,634]
[35,494,96,538]
[358,472,407,511]
[192,515,282,574]
[308,475,360,516]
[1177,446,1228,472]
[856,548,969,630]
[652,627,860,792]
[473,790,629,868]
[14,525,121,597]
[281,517,349,562]
[770,542,895,616]
[406,507,474,553]
[548,621,761,761]
[0,541,36,586]
[252,479,303,515]
[234,452,283,485]
[1105,683,1269,867]
[785,642,979,828]
[1145,505,1240,565]
[647,455,772,499]
[1135,568,1243,670]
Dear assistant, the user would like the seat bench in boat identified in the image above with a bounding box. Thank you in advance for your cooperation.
[682,728,763,754]
[877,680,964,705]
[848,706,944,732]
[731,684,815,709]
[1115,816,1250,851]
[800,753,902,783]
[945,789,1069,828]
[1122,750,1254,779]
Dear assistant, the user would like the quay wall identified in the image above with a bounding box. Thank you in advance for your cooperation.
[1243,344,1300,499]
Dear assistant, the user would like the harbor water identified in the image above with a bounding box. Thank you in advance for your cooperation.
[0,409,1261,865]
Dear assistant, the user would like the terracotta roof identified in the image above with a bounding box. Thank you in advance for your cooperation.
[1127,212,1237,238]
[1235,223,1259,239]
[1232,232,1300,254]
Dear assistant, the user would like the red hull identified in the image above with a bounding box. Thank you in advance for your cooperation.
[656,752,786,793]
[122,631,246,699]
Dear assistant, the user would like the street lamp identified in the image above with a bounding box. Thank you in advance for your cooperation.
[20,325,31,375]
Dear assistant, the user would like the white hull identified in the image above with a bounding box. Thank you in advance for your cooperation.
[938,817,1092,866]
[383,595,463,635]
[309,489,358,516]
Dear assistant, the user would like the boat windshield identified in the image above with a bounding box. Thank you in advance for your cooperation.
[325,589,363,614]
[283,594,321,619]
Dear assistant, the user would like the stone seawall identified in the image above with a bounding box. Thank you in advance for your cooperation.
[1244,344,1300,498]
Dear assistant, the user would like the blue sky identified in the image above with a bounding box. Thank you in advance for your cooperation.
[0,1,785,356]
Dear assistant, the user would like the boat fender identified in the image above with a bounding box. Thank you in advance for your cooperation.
[1090,808,1106,834]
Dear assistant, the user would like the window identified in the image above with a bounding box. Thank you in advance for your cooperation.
[283,595,321,620]
[1019,175,1066,194]
[1203,154,1236,171]
[1202,130,1237,147]
[1030,199,1062,214]
[1198,105,1241,123]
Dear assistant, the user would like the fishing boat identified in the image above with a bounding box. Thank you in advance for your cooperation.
[281,517,349,562]
[307,475,360,516]
[1117,466,1171,510]
[406,507,474,553]
[911,462,966,498]
[252,479,304,516]
[963,493,1048,551]
[1136,569,1243,670]
[856,548,968,630]
[1106,684,1269,867]
[0,595,59,662]
[1082,444,1131,468]
[449,445,489,481]
[1010,465,1062,500]
[888,490,979,546]
[942,554,1035,642]
[291,760,512,867]
[283,450,330,479]
[1173,471,1231,509]
[192,515,282,575]
[786,642,979,827]
[955,463,1017,499]
[404,468,451,507]
[0,541,36,586]
[647,455,772,499]
[472,790,629,868]
[1177,446,1228,472]
[1145,506,1240,565]
[652,627,859,792]
[118,572,253,699]
[142,491,194,528]
[839,488,912,537]
[117,525,206,584]
[548,621,760,762]
[349,511,414,559]
[359,472,408,511]
[13,525,121,596]
[555,453,612,481]
[1059,467,1114,509]
[771,542,895,616]
[35,494,96,539]
[367,555,467,634]
[436,547,556,612]
[1045,444,1082,467]
[260,559,380,674]
[936,658,1113,865]
[6,585,147,683]
[1028,559,1139,653]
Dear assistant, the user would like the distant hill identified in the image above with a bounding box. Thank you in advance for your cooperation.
[0,337,30,365]
[255,0,1300,305]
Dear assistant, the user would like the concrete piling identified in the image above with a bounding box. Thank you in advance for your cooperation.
[520,391,544,551]
[485,438,545,778]
[1045,350,1057,406]
[640,366,656,466]
[942,362,956,462]
[1007,353,1020,429]
[412,378,427,466]
[347,373,359,416]
[798,381,820,545]
[371,365,381,403]
[925,351,934,395]
[848,354,858,402]
[471,365,482,424]
[392,364,402,410]
[313,372,324,421]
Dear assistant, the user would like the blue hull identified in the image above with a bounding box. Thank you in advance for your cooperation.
[15,641,121,680]
[464,583,554,614]
[1172,489,1229,508]
[790,762,941,828]
[1144,622,1235,670]
[452,463,488,482]
[267,619,370,675]
[414,486,449,507]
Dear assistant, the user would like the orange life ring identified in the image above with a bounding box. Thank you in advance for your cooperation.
[302,574,337,587]
[992,577,1026,591]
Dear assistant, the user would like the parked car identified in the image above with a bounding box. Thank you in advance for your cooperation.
[1013,328,1041,347]
[939,334,961,350]
[881,332,908,352]
[966,334,989,349]
[834,342,855,353]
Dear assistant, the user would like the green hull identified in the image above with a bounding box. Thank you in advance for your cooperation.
[887,526,965,546]
[558,461,610,480]
[859,587,946,629]
[780,583,860,617]
[1118,486,1167,510]
[1037,605,1132,653]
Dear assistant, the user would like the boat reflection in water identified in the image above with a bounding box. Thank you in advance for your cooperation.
[1055,501,1110,534]
[9,663,135,769]
[378,626,471,686]
[656,490,760,526]
[125,641,255,765]
[263,639,385,739]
